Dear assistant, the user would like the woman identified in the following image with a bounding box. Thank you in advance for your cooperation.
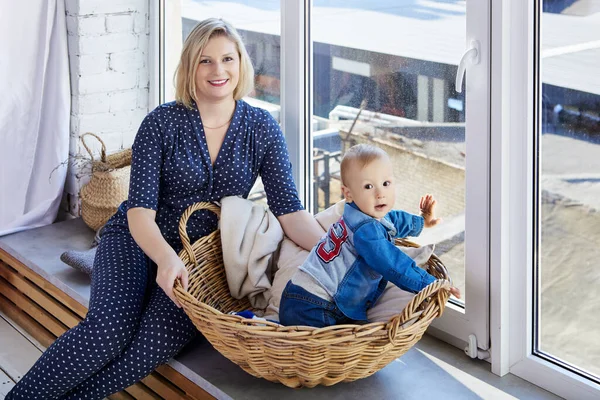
[7,18,324,399]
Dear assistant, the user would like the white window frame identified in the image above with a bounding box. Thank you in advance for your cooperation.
[426,0,491,351]
[491,0,600,398]
[150,0,182,108]
[149,0,161,109]
[281,0,313,209]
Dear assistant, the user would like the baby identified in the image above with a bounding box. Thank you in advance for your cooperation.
[279,143,460,327]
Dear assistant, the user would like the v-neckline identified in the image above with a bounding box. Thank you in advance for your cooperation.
[194,100,238,169]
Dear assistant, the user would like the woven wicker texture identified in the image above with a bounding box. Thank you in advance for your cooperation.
[174,202,452,388]
[79,133,132,231]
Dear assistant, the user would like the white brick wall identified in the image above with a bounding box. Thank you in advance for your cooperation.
[106,14,134,33]
[63,0,150,217]
[66,0,147,15]
[110,50,145,72]
[108,89,140,112]
[76,54,109,75]
[78,33,139,55]
[76,70,139,94]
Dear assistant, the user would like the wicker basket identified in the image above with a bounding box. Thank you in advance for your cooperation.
[173,202,452,388]
[79,133,132,231]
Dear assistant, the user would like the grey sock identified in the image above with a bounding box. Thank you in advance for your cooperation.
[60,247,96,275]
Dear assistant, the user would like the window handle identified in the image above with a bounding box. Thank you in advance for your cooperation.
[455,40,480,93]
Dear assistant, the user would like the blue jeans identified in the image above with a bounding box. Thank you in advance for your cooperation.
[279,281,363,327]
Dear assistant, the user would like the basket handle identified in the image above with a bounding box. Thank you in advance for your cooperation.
[395,237,452,284]
[80,132,107,164]
[178,202,221,266]
[387,279,451,344]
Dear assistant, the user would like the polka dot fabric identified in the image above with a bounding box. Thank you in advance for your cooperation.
[7,100,304,399]
[126,98,303,251]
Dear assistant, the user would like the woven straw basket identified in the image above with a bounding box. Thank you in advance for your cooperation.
[79,133,132,231]
[173,202,452,388]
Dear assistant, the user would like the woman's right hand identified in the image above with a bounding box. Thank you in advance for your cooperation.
[156,253,189,308]
[127,207,189,308]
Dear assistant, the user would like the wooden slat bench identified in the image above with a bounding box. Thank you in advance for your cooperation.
[0,220,213,400]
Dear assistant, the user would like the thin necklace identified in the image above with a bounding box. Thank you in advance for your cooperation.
[203,117,232,130]
[202,109,235,129]
[198,100,235,129]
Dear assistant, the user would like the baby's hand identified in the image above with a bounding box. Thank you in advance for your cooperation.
[449,286,461,299]
[420,194,442,228]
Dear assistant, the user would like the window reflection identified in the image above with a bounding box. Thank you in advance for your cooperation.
[311,1,467,302]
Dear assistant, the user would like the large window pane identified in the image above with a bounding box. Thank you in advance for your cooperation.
[537,2,600,379]
[167,0,281,106]
[311,0,466,301]
[165,0,282,202]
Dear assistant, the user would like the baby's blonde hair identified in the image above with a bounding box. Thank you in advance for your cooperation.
[174,18,255,109]
[340,144,389,186]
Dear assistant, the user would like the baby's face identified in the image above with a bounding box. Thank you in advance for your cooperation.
[342,157,396,219]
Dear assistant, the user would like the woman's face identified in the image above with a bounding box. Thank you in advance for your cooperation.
[194,35,240,102]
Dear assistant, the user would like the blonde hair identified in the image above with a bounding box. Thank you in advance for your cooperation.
[174,18,255,108]
[340,144,389,186]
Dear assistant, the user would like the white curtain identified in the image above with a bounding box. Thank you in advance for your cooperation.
[0,0,70,236]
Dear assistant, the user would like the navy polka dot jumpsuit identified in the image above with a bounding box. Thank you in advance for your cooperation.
[7,100,303,399]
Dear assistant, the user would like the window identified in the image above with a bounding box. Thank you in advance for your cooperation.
[164,1,281,107]
[159,0,490,351]
[505,1,600,397]
[162,0,282,203]
[310,1,472,304]
[535,0,600,382]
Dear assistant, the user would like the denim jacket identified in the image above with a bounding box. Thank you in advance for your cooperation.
[297,202,437,321]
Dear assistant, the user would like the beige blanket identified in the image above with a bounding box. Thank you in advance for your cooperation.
[220,196,283,310]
